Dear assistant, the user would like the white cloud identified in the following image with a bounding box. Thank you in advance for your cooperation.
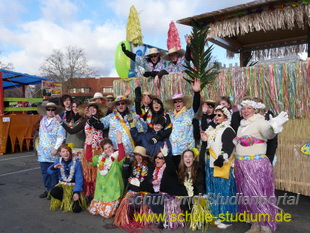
[0,0,253,77]
[40,0,78,24]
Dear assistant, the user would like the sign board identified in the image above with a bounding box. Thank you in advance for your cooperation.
[42,81,62,98]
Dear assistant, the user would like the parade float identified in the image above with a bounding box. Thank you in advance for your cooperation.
[113,1,310,196]
[0,69,50,155]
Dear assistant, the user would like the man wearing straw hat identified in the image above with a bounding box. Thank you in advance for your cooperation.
[164,79,201,167]
[37,102,66,199]
[121,44,167,78]
[99,95,147,156]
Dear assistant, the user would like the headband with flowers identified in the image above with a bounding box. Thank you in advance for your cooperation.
[256,102,266,109]
[240,100,258,109]
[215,105,231,121]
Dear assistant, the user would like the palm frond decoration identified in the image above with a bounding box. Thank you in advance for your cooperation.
[183,21,219,89]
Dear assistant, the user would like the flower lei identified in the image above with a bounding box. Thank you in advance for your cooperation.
[132,163,148,182]
[184,171,194,197]
[153,163,166,192]
[59,157,76,183]
[97,151,118,176]
[206,120,231,143]
[113,109,133,124]
[240,114,265,127]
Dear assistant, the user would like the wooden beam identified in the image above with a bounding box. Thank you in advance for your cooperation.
[209,38,240,53]
[308,25,310,57]
[242,35,307,50]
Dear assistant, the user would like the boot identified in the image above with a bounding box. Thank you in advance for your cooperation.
[245,223,261,233]
[260,226,272,233]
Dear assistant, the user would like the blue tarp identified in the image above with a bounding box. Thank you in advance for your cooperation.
[0,69,51,89]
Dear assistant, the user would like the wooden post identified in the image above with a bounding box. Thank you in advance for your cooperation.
[308,25,310,58]
[0,71,4,116]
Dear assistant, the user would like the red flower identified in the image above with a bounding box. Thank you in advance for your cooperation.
[111,157,115,162]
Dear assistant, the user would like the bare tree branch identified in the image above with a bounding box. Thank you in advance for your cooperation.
[40,46,97,87]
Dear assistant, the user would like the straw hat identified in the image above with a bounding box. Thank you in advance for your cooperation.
[142,91,156,100]
[79,101,107,117]
[106,95,115,100]
[202,99,216,108]
[90,92,107,101]
[112,95,133,106]
[37,102,64,116]
[162,47,185,61]
[145,48,166,58]
[164,93,192,110]
[133,146,150,158]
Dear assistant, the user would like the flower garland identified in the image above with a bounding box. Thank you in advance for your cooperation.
[59,157,76,183]
[205,120,231,143]
[132,163,148,182]
[113,109,133,124]
[184,172,194,197]
[240,114,264,127]
[152,163,166,192]
[97,151,118,176]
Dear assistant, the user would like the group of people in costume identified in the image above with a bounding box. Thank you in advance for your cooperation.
[36,78,289,233]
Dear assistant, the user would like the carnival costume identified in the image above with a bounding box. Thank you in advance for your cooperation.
[100,103,147,156]
[202,106,237,225]
[114,146,155,228]
[48,158,87,212]
[234,100,289,231]
[85,143,126,218]
[37,103,66,194]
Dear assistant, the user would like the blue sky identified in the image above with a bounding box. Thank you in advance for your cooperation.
[0,0,253,76]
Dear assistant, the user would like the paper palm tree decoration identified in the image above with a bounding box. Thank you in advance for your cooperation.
[183,22,218,89]
[126,6,143,45]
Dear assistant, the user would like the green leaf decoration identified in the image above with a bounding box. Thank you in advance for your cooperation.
[183,20,219,90]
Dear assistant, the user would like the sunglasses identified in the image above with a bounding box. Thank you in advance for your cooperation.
[155,156,164,160]
[46,108,56,112]
[107,99,113,102]
[149,54,158,58]
[116,102,126,106]
[173,99,183,104]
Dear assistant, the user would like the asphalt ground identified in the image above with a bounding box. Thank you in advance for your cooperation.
[0,151,309,233]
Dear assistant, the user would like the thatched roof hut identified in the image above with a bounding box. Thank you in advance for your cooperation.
[177,0,310,65]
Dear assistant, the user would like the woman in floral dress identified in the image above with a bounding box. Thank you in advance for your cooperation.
[85,131,125,218]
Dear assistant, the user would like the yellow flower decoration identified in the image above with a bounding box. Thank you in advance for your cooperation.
[191,148,199,157]
[67,143,74,149]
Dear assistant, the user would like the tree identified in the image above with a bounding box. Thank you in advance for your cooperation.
[0,52,14,70]
[40,46,96,85]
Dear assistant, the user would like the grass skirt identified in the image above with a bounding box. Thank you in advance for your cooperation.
[205,158,237,223]
[114,191,151,228]
[50,183,88,212]
[88,198,119,218]
[82,149,100,197]
[234,155,279,231]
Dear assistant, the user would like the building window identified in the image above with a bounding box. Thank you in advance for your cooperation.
[103,87,113,93]
[69,87,90,94]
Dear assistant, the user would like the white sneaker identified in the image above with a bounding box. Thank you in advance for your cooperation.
[217,223,232,229]
[214,220,221,225]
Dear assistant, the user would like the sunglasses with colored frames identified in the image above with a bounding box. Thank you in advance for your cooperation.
[46,108,56,112]
[116,102,126,106]
[173,99,183,104]
[155,156,164,160]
